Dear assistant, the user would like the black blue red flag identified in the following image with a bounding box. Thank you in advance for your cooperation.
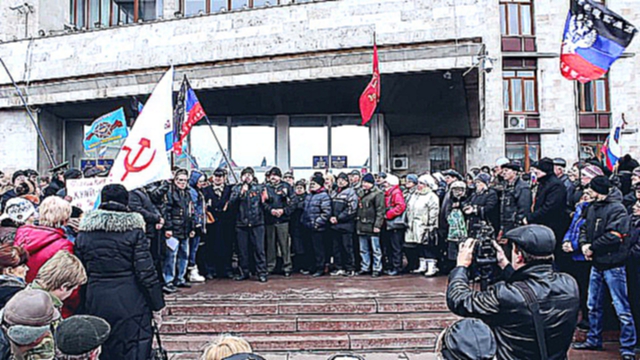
[560,0,636,83]
[172,76,206,155]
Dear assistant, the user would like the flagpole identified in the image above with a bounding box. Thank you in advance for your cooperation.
[0,57,56,167]
[204,114,239,183]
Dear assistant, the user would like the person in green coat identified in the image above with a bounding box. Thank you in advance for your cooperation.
[356,174,385,277]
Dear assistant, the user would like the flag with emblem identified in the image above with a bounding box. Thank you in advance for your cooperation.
[109,68,174,190]
[359,40,380,126]
[560,0,637,83]
[173,76,206,155]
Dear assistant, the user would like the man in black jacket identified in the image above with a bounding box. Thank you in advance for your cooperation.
[447,225,579,360]
[524,158,569,270]
[499,162,531,239]
[162,169,195,292]
[129,186,165,289]
[573,176,637,359]
[201,168,233,280]
[263,167,293,276]
[230,167,268,283]
[329,173,358,276]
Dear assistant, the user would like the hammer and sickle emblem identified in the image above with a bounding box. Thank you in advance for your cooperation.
[120,138,157,181]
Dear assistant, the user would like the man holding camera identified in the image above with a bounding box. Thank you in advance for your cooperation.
[447,225,579,360]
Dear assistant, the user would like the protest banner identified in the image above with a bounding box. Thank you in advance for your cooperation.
[66,178,108,211]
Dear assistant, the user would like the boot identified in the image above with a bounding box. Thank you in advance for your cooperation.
[188,267,205,283]
[411,258,427,274]
[424,259,438,277]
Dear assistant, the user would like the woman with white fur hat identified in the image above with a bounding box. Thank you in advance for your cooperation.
[404,174,440,276]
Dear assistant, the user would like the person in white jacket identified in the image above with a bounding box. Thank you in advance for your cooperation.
[404,174,440,276]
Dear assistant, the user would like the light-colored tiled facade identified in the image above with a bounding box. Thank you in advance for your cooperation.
[0,0,637,173]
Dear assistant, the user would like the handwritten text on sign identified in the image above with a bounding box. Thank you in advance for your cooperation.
[66,178,108,211]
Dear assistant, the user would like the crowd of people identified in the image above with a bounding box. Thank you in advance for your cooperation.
[0,152,638,359]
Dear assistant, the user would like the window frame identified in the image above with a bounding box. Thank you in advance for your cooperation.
[505,133,541,172]
[429,139,466,174]
[181,0,280,14]
[578,75,610,114]
[71,0,151,27]
[499,0,534,37]
[502,69,538,114]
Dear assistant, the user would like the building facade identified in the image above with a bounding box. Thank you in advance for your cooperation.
[0,0,638,177]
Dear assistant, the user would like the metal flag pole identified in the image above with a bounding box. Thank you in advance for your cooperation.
[0,57,56,167]
[203,114,239,183]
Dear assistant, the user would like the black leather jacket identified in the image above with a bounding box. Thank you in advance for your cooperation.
[447,262,579,360]
[230,183,265,227]
[165,186,194,239]
[500,178,532,233]
[263,181,293,224]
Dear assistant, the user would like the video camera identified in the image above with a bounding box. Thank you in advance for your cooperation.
[471,221,497,267]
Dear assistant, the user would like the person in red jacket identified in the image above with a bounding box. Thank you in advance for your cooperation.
[14,196,78,317]
[382,174,407,276]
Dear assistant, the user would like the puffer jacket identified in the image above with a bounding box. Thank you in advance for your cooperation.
[331,186,358,233]
[447,260,579,360]
[263,181,293,224]
[579,188,630,270]
[230,182,266,227]
[301,188,332,232]
[165,185,194,239]
[356,187,385,236]
[404,187,439,245]
[385,185,406,221]
[563,201,589,261]
[189,171,206,230]
[76,204,165,360]
[500,177,532,233]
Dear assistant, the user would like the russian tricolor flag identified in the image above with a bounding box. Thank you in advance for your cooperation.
[601,117,625,171]
[560,0,636,83]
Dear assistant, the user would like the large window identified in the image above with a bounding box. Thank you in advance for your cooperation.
[231,117,275,170]
[579,76,609,113]
[503,70,537,113]
[579,134,606,161]
[181,0,274,14]
[505,134,540,171]
[500,0,533,36]
[70,0,160,27]
[190,118,229,169]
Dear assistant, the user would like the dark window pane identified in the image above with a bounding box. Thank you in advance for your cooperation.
[70,0,76,23]
[139,0,158,20]
[430,146,451,172]
[582,82,594,112]
[453,145,465,174]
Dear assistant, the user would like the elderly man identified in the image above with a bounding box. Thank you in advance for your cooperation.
[447,225,579,360]
[54,315,111,360]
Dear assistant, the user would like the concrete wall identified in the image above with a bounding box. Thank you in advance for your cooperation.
[37,110,64,173]
[0,110,38,172]
[390,135,431,175]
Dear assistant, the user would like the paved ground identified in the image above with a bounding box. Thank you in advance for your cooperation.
[170,273,624,359]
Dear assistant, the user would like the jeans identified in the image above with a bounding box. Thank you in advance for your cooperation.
[266,223,292,273]
[237,226,267,277]
[359,235,382,272]
[188,234,200,267]
[586,266,637,355]
[163,237,189,285]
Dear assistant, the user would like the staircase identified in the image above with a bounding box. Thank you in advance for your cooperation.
[161,281,457,359]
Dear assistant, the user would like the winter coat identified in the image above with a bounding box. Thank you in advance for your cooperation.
[129,188,162,238]
[230,183,266,228]
[385,185,406,221]
[0,275,25,309]
[579,188,630,270]
[330,186,358,233]
[623,191,637,214]
[75,206,165,360]
[146,181,171,216]
[189,171,206,230]
[464,187,499,236]
[499,178,532,234]
[0,190,16,210]
[558,174,575,209]
[526,174,569,245]
[202,184,232,224]
[164,185,194,240]
[301,188,332,232]
[404,188,439,245]
[289,192,307,254]
[628,216,640,261]
[562,201,589,262]
[13,224,78,318]
[356,187,385,236]
[447,261,579,360]
[263,181,293,224]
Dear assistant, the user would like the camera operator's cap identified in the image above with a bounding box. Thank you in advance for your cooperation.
[440,319,496,360]
[504,224,556,256]
[553,158,567,167]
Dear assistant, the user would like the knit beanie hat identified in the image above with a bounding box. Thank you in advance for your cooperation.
[101,184,129,207]
[270,167,282,178]
[386,174,399,186]
[589,176,611,195]
[583,165,605,179]
[311,174,325,187]
[406,174,418,184]
[362,173,375,184]
[241,167,255,177]
[337,173,349,182]
[474,173,491,186]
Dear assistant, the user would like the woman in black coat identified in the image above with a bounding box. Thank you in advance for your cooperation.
[75,184,165,360]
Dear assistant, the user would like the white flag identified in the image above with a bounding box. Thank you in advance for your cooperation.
[108,68,174,190]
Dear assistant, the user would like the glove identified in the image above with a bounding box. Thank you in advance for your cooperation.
[153,311,163,329]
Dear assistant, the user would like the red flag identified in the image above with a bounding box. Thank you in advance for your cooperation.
[359,42,380,126]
